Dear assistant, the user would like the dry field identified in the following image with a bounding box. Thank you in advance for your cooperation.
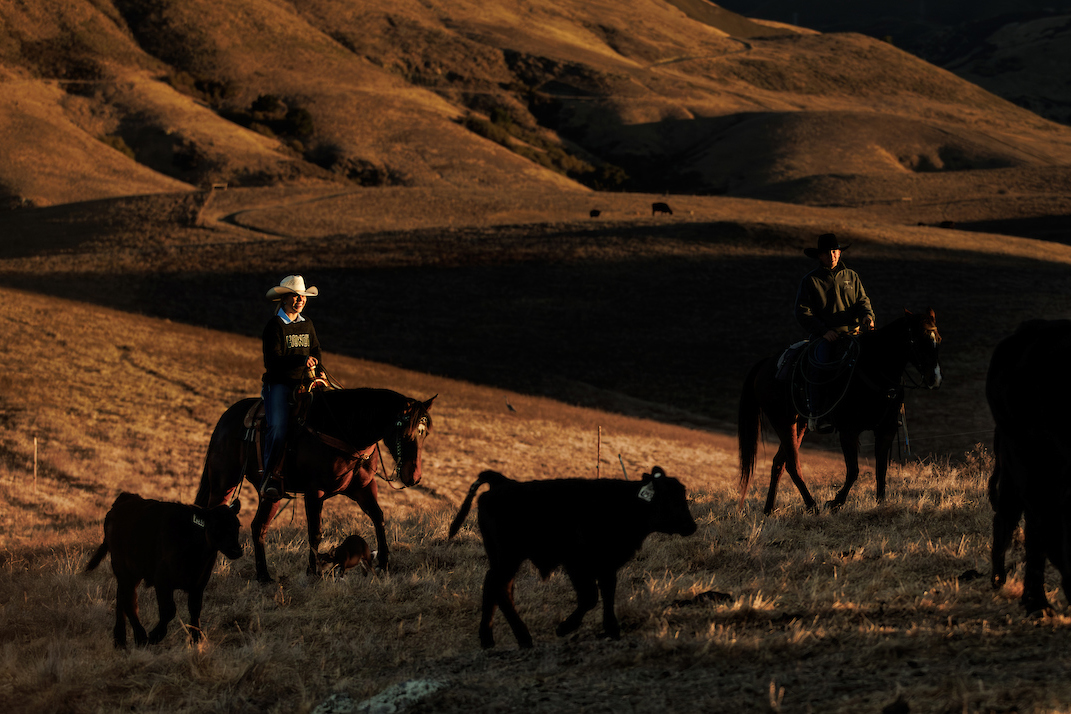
[3,3,1071,711]
[1,180,1070,713]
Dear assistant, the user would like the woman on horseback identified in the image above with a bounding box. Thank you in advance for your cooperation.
[261,275,323,499]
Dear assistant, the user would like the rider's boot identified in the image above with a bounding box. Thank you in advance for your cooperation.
[261,455,285,500]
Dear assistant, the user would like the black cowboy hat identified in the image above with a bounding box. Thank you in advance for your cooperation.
[803,233,851,259]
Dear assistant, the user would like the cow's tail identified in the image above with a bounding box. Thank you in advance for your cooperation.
[448,470,513,538]
[84,542,108,572]
[738,359,765,507]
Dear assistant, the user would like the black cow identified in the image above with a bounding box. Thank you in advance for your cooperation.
[987,320,1071,614]
[448,467,698,649]
[652,201,673,215]
[85,492,243,648]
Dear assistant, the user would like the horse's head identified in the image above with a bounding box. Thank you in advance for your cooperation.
[385,395,436,487]
[906,308,942,389]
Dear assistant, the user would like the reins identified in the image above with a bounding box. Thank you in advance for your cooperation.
[792,337,861,419]
[310,391,416,489]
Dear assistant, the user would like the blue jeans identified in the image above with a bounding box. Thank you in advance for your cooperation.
[262,383,290,475]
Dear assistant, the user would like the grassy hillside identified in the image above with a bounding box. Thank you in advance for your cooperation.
[2,0,1071,208]
[3,1,1071,711]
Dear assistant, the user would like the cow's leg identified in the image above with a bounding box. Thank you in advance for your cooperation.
[186,587,206,642]
[1021,514,1055,615]
[478,569,499,649]
[482,566,531,649]
[113,576,140,648]
[596,571,620,640]
[148,585,177,644]
[873,425,897,503]
[557,569,599,637]
[783,421,818,513]
[251,497,285,583]
[497,574,533,649]
[990,468,1021,590]
[347,484,389,572]
[305,495,325,577]
[827,430,862,511]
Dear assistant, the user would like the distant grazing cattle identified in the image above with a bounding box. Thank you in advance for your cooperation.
[589,209,601,218]
[652,202,673,216]
[448,467,697,648]
[318,534,374,576]
[986,320,1071,614]
[85,492,243,648]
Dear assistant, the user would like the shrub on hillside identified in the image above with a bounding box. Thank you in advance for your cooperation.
[99,134,136,161]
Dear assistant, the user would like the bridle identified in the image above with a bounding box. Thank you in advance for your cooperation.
[901,317,941,390]
[376,408,430,489]
[311,397,430,489]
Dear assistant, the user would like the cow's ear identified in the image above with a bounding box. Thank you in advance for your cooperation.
[230,499,241,515]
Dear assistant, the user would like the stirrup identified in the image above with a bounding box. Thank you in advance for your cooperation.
[261,476,284,500]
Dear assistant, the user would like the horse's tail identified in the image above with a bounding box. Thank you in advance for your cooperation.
[84,542,108,572]
[448,470,514,538]
[195,400,252,508]
[194,462,214,508]
[738,359,766,505]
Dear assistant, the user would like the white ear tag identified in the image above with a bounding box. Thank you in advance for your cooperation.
[638,482,655,502]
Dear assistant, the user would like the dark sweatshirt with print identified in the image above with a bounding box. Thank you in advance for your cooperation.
[262,315,322,387]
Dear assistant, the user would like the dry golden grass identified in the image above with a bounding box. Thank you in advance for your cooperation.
[1,235,1070,712]
[2,6,1071,710]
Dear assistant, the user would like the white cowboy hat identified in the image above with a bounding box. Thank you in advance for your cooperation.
[266,275,319,299]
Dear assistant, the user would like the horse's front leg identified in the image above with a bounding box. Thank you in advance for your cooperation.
[347,483,390,572]
[251,497,285,583]
[305,494,325,577]
[873,425,897,503]
[827,430,862,511]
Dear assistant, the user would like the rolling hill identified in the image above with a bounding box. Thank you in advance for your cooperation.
[1,0,1070,208]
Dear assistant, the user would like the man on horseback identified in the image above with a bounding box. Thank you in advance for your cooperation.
[794,233,875,432]
[261,275,324,500]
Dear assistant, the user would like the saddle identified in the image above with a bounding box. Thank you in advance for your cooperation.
[241,376,339,480]
[788,337,860,420]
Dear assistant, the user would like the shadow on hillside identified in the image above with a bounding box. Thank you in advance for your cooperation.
[956,215,1071,244]
[11,217,1071,456]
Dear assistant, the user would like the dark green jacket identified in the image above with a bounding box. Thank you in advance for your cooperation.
[794,263,874,338]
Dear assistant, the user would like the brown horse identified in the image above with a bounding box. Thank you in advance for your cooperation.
[739,309,942,514]
[194,388,435,582]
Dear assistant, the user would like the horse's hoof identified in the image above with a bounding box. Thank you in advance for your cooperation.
[256,575,275,584]
[825,500,844,512]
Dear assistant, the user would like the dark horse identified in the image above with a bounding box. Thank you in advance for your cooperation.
[739,309,942,514]
[194,388,435,582]
[987,320,1071,614]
